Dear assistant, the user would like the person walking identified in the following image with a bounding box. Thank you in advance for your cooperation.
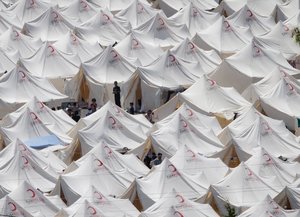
[113,81,121,107]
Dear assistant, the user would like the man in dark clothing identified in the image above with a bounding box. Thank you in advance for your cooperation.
[129,102,134,115]
[113,81,121,107]
[72,110,81,122]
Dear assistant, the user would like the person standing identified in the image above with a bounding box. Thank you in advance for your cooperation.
[89,98,97,113]
[113,81,121,107]
[129,102,135,115]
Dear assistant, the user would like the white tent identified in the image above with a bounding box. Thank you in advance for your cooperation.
[114,31,164,66]
[0,139,59,197]
[4,0,53,24]
[0,107,72,147]
[70,142,149,178]
[1,96,75,134]
[133,11,191,49]
[237,194,300,217]
[78,110,147,155]
[150,113,224,158]
[154,102,222,134]
[211,40,300,93]
[115,0,159,28]
[246,148,300,185]
[0,65,67,118]
[58,0,98,25]
[54,153,136,205]
[56,185,140,217]
[255,22,300,61]
[226,5,276,36]
[87,0,136,13]
[171,38,222,72]
[65,46,138,108]
[20,42,80,79]
[275,0,300,22]
[0,11,22,35]
[158,0,218,17]
[170,144,229,183]
[168,2,221,36]
[0,47,19,76]
[0,27,42,58]
[141,189,219,217]
[138,50,210,110]
[210,162,285,216]
[175,74,252,120]
[53,31,102,62]
[225,106,300,161]
[193,16,252,58]
[136,158,209,209]
[22,7,75,42]
[0,181,65,217]
[74,8,131,46]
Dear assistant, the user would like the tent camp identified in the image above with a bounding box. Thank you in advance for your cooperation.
[74,8,131,46]
[211,40,300,93]
[226,5,276,36]
[133,11,191,49]
[0,181,65,217]
[0,65,67,118]
[0,26,42,58]
[193,16,252,58]
[65,46,139,108]
[158,0,218,17]
[87,0,136,13]
[115,0,159,28]
[136,158,209,209]
[167,2,221,36]
[53,31,103,62]
[275,0,300,22]
[138,50,211,110]
[114,31,164,66]
[22,7,75,42]
[20,42,80,79]
[141,189,219,217]
[55,185,140,217]
[54,153,136,205]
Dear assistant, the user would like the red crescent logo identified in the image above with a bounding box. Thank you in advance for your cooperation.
[80,0,88,9]
[30,0,35,5]
[8,202,17,211]
[27,189,36,198]
[30,112,38,120]
[224,20,230,29]
[168,54,176,63]
[245,167,253,176]
[280,70,288,77]
[52,11,59,20]
[253,45,260,54]
[187,149,196,158]
[283,25,289,32]
[158,17,165,26]
[186,108,193,116]
[181,120,188,128]
[103,14,110,21]
[208,79,216,86]
[188,42,195,50]
[13,30,20,38]
[168,164,177,172]
[22,156,29,165]
[104,145,112,155]
[88,206,97,215]
[109,116,116,125]
[94,159,103,167]
[110,50,118,58]
[47,45,55,54]
[137,3,144,12]
[38,101,45,109]
[19,70,26,79]
[192,7,198,16]
[287,83,295,92]
[18,144,27,151]
[246,9,253,17]
[269,200,279,210]
[132,38,139,46]
[262,122,271,132]
[71,34,77,42]
[263,153,272,163]
[175,194,185,203]
[174,211,184,217]
[94,191,103,200]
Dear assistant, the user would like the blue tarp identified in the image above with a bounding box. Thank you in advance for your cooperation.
[24,135,61,149]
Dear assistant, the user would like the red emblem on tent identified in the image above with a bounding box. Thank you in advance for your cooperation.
[181,120,188,128]
[88,206,97,215]
[174,211,184,217]
[80,0,88,9]
[188,42,195,50]
[94,191,103,200]
[283,25,289,32]
[269,200,279,210]
[51,11,59,21]
[94,159,103,167]
[187,149,196,158]
[224,20,231,30]
[19,144,27,151]
[30,112,39,121]
[110,50,118,59]
[137,3,144,12]
[47,45,55,55]
[246,9,253,17]
[37,101,45,110]
[286,83,295,93]
[245,167,253,176]
[263,153,272,163]
[208,79,216,87]
[27,189,36,198]
[186,108,193,117]
[104,145,112,155]
[168,54,176,63]
[158,17,165,26]
[168,164,177,172]
[13,30,20,38]
[103,14,110,21]
[22,156,29,165]
[175,194,185,203]
[19,70,26,79]
[109,116,117,125]
[253,45,261,55]
[280,70,288,77]
[262,122,272,133]
[192,7,198,16]
[8,202,17,211]
[30,0,35,6]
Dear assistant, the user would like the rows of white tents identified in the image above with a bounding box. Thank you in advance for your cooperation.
[0,0,300,216]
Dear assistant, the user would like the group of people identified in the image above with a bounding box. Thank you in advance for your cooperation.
[143,152,163,168]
